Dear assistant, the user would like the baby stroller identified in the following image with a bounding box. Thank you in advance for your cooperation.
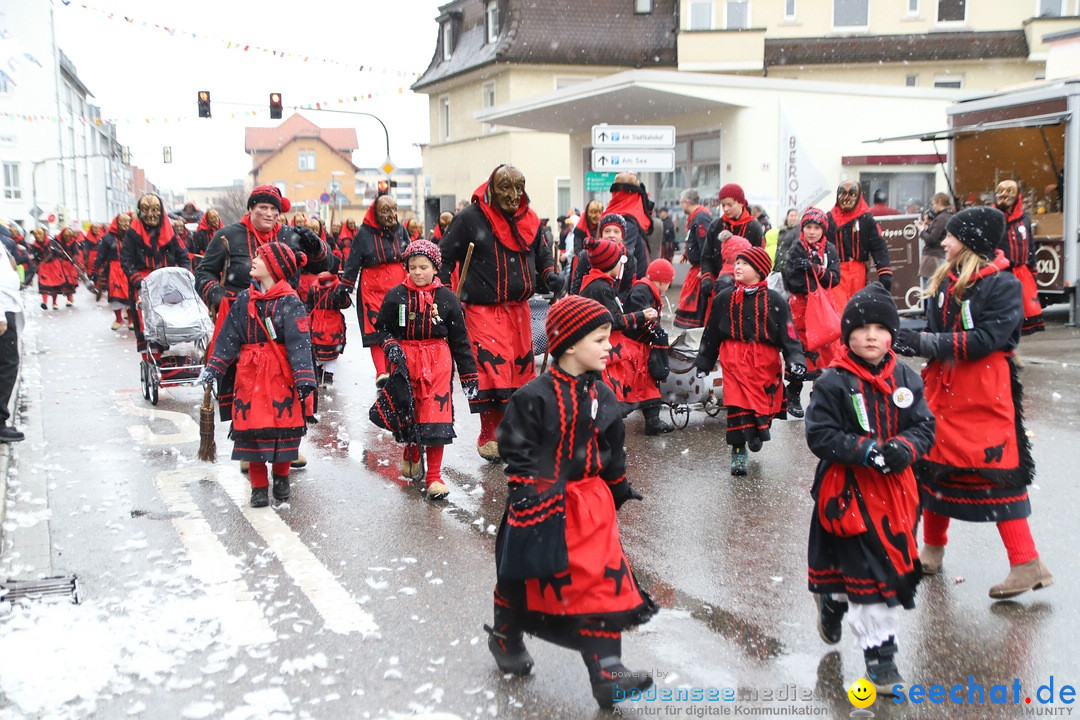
[659,327,724,429]
[138,267,214,405]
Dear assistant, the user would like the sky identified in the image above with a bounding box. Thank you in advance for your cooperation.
[51,0,447,193]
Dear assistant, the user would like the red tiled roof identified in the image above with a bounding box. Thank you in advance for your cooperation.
[245,113,358,154]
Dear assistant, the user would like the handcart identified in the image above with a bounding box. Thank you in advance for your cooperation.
[138,267,214,405]
[659,327,724,429]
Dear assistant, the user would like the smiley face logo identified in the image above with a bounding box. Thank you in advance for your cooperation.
[848,678,876,708]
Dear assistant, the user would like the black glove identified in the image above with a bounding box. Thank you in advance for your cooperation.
[865,443,890,473]
[297,384,315,402]
[208,285,225,313]
[789,257,811,272]
[334,285,352,308]
[384,341,406,367]
[787,362,807,381]
[878,274,893,292]
[694,366,708,379]
[895,327,936,358]
[699,276,714,298]
[881,439,913,473]
[545,271,566,297]
[295,227,321,258]
[614,485,644,511]
[462,377,479,400]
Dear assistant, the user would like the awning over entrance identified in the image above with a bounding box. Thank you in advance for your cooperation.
[863,111,1071,143]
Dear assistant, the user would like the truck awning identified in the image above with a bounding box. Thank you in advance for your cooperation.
[863,111,1070,143]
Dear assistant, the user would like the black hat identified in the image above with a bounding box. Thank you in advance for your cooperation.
[841,282,899,345]
[945,206,1005,259]
[546,295,612,359]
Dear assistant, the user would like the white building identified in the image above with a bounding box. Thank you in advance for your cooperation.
[0,3,134,232]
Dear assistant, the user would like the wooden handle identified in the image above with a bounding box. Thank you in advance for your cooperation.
[456,242,475,299]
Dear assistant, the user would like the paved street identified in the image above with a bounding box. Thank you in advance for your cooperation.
[1,295,1078,719]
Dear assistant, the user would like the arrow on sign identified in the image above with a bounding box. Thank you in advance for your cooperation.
[596,155,608,166]
[597,131,608,142]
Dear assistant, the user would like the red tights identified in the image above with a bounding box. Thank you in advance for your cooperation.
[371,346,387,377]
[923,511,1038,566]
[248,461,291,489]
[479,410,504,446]
[402,445,446,486]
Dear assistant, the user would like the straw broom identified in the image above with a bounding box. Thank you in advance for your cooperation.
[197,381,216,462]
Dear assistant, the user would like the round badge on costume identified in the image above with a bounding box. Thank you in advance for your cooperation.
[591,398,598,419]
[893,387,914,409]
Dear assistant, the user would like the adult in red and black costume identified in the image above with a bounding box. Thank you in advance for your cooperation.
[895,206,1054,600]
[782,207,842,418]
[603,172,651,280]
[30,228,64,309]
[673,188,714,329]
[436,164,562,461]
[121,193,191,352]
[190,208,222,264]
[92,213,133,330]
[195,185,329,423]
[335,195,410,382]
[83,223,105,275]
[994,180,1043,335]
[55,228,81,305]
[337,217,357,262]
[571,199,604,253]
[827,180,893,309]
[702,182,764,269]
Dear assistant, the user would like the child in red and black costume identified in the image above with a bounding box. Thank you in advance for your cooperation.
[305,272,350,385]
[622,258,676,435]
[693,246,805,475]
[337,197,409,385]
[569,213,636,299]
[806,282,936,695]
[576,238,660,415]
[56,228,81,306]
[202,242,316,508]
[782,207,842,418]
[486,294,656,710]
[895,206,1055,599]
[376,240,477,499]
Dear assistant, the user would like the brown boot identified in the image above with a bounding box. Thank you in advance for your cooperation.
[291,452,307,469]
[477,440,501,462]
[989,558,1055,599]
[920,544,945,575]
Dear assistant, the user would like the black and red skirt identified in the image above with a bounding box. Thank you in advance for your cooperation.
[462,301,535,414]
[229,341,305,463]
[401,338,456,445]
[359,263,406,346]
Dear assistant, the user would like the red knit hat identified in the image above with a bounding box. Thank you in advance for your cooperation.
[718,183,747,208]
[801,207,829,229]
[647,258,675,283]
[403,239,441,269]
[736,246,772,281]
[587,237,625,273]
[256,242,304,282]
[546,295,612,359]
[248,185,291,214]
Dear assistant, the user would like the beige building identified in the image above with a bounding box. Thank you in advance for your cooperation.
[415,0,1080,221]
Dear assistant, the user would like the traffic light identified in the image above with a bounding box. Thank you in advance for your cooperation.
[269,92,282,119]
[197,90,211,118]
[376,180,390,197]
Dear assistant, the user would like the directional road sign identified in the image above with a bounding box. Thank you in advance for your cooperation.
[591,148,675,172]
[592,125,676,148]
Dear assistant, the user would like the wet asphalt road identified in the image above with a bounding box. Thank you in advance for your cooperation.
[1,295,1078,719]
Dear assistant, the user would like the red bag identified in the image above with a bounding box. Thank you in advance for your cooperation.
[817,464,867,537]
[805,280,842,350]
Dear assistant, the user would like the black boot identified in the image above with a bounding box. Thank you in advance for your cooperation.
[584,653,653,710]
[484,623,534,676]
[815,593,847,645]
[786,381,804,419]
[864,636,904,695]
[250,486,269,508]
[642,405,673,436]
[272,473,290,501]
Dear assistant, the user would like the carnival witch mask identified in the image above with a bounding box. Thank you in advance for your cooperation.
[492,166,526,215]
[138,194,163,228]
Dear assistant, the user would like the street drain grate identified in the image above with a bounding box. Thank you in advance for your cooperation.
[0,575,79,604]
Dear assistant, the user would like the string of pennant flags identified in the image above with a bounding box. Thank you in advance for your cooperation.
[62,1,422,79]
[3,88,411,126]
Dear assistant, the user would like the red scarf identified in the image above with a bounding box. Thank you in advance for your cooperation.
[196,214,220,235]
[362,203,388,231]
[722,208,755,237]
[403,275,444,315]
[684,205,709,231]
[830,197,870,228]
[605,187,651,234]
[997,195,1025,225]
[129,217,176,251]
[800,228,828,258]
[240,214,280,251]
[248,279,297,322]
[580,267,615,295]
[433,224,444,241]
[832,348,898,401]
[107,215,127,236]
[472,179,540,253]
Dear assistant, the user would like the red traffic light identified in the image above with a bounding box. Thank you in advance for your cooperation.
[269,92,282,119]
[377,180,389,195]
[197,90,211,118]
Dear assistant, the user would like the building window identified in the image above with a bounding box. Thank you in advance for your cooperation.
[441,21,453,61]
[785,0,796,20]
[937,0,965,22]
[2,162,20,200]
[440,96,450,141]
[907,0,919,14]
[689,1,713,29]
[1038,0,1064,17]
[557,178,571,217]
[934,74,963,88]
[486,2,500,43]
[482,82,496,133]
[725,0,749,29]
[834,0,868,28]
[298,150,316,171]
[635,0,653,12]
[905,74,918,86]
